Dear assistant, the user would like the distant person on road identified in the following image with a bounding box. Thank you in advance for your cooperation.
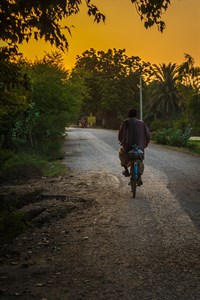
[80,116,87,128]
[118,108,150,183]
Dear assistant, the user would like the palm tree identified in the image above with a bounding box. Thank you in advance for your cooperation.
[149,63,180,119]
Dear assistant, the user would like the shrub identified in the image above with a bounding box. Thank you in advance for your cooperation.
[0,149,13,166]
[154,128,172,145]
[168,129,188,147]
[0,209,28,242]
[1,153,46,179]
[37,137,64,160]
[150,118,173,132]
[155,127,192,147]
[1,152,67,180]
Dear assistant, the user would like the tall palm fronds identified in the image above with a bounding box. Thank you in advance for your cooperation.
[149,63,180,119]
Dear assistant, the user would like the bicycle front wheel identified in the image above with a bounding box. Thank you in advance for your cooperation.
[131,180,137,198]
[130,162,138,198]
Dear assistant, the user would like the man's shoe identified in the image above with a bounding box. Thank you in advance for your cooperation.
[122,169,130,177]
[138,177,143,186]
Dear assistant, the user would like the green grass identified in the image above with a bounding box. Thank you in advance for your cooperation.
[186,140,200,155]
[0,152,67,180]
[42,160,67,177]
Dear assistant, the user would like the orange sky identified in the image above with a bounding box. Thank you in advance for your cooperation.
[17,0,200,69]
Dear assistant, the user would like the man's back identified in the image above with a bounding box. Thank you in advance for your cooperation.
[134,118,150,151]
[118,108,150,179]
[118,117,150,152]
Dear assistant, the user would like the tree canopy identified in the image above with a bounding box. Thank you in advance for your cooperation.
[0,0,105,55]
[131,0,170,32]
[0,52,83,152]
[71,48,152,128]
[0,0,171,54]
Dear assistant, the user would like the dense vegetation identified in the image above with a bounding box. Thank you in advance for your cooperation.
[1,49,199,175]
[1,48,200,241]
[0,51,83,180]
[71,48,153,129]
[1,0,199,242]
[2,0,199,165]
[72,49,200,135]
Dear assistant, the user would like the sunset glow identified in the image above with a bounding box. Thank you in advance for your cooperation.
[18,0,200,70]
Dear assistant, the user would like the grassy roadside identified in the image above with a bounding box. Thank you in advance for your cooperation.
[1,136,199,182]
[186,139,200,155]
[0,152,67,182]
[0,136,199,242]
[0,152,67,242]
[151,138,200,156]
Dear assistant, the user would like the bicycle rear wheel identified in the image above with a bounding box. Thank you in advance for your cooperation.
[131,180,137,198]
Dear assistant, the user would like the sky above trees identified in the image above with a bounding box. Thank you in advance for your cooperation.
[15,0,200,69]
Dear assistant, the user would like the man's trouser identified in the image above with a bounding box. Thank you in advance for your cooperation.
[119,146,144,175]
[119,146,130,167]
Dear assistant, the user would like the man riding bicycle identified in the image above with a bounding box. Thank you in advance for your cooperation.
[118,108,150,185]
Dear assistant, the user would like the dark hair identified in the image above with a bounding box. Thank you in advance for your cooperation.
[128,108,137,118]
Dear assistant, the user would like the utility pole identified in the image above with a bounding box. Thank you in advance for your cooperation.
[139,75,143,120]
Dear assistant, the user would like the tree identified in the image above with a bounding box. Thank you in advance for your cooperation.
[179,53,200,92]
[0,61,30,117]
[149,63,180,119]
[178,54,200,132]
[72,48,151,128]
[1,52,83,155]
[18,53,83,150]
[131,0,170,32]
[0,0,105,54]
[188,93,200,133]
[0,0,171,54]
[0,57,31,149]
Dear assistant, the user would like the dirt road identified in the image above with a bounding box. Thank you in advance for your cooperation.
[0,128,200,299]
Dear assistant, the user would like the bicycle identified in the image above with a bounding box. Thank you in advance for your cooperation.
[128,145,144,198]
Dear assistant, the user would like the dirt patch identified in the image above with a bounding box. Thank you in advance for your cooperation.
[1,170,200,299]
[0,171,122,299]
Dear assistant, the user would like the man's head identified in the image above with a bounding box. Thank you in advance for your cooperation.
[128,108,137,118]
